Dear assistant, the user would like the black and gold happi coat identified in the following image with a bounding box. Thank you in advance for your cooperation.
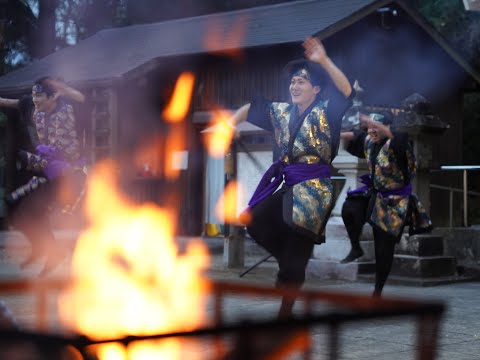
[9,100,85,211]
[363,135,432,237]
[269,100,333,242]
[33,103,81,163]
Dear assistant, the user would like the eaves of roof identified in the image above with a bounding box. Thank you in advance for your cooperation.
[0,0,478,94]
[0,0,377,93]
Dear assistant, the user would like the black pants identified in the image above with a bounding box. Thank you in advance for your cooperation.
[342,197,397,293]
[8,178,58,261]
[246,189,314,287]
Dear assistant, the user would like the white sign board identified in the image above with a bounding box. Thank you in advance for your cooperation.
[171,150,188,170]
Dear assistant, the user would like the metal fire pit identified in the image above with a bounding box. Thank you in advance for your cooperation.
[0,278,445,360]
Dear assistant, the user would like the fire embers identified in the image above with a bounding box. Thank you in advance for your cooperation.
[57,161,211,360]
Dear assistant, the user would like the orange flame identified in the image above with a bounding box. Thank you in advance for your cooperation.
[163,72,195,123]
[214,180,245,224]
[58,160,210,360]
[203,110,236,158]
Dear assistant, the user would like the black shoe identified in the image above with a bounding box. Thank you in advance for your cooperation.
[340,247,364,264]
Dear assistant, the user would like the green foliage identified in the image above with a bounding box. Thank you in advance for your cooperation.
[416,0,466,29]
[413,0,480,72]
[0,0,37,74]
[412,1,480,180]
[56,0,127,43]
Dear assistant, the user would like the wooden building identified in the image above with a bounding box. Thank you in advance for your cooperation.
[0,0,478,234]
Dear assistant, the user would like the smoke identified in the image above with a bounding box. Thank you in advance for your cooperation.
[336,10,469,107]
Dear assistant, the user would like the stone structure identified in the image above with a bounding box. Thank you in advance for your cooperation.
[309,91,453,283]
[396,93,449,212]
[388,233,457,286]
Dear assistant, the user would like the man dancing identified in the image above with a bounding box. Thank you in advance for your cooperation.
[229,36,354,317]
[340,110,432,296]
[0,77,86,274]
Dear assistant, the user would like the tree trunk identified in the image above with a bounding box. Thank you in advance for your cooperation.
[33,0,59,59]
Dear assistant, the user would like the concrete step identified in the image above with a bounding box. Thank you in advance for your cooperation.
[307,259,375,281]
[391,254,456,278]
[396,234,444,257]
[358,273,479,287]
[199,236,269,257]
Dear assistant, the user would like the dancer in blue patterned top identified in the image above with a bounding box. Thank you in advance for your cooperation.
[230,36,354,317]
[340,110,432,296]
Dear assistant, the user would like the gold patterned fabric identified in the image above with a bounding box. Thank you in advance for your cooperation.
[269,101,333,242]
[33,103,80,162]
[363,135,432,237]
[8,100,85,210]
[246,89,354,243]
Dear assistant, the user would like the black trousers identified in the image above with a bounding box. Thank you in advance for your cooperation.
[342,196,397,293]
[8,178,58,260]
[246,189,314,287]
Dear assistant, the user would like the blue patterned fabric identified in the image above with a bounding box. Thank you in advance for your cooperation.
[347,132,432,237]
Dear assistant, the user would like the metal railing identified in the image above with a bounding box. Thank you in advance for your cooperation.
[430,184,480,228]
[431,165,480,227]
[0,277,445,360]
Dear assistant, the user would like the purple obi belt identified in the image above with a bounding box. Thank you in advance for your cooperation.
[36,144,85,180]
[347,174,412,198]
[247,160,331,209]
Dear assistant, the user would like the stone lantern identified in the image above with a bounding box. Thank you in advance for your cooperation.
[395,93,449,212]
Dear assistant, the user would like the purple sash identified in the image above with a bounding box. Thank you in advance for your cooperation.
[36,145,85,180]
[247,160,331,209]
[347,174,412,197]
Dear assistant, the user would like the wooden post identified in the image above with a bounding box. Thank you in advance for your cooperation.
[223,140,244,268]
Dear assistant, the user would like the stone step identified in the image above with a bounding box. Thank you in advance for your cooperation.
[391,254,456,278]
[358,273,478,287]
[307,259,375,281]
[396,234,444,257]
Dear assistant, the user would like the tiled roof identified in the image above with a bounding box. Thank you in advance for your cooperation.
[1,0,478,93]
[0,0,378,91]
